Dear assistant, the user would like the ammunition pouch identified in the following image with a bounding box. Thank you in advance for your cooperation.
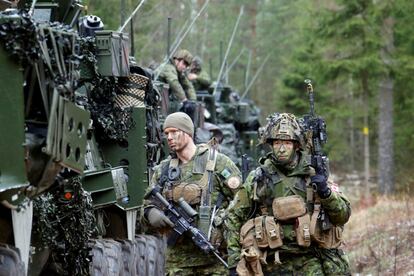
[296,214,311,247]
[272,195,306,221]
[238,216,283,275]
[310,203,343,248]
[169,182,202,205]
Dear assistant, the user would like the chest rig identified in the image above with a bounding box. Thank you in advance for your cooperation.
[163,143,218,235]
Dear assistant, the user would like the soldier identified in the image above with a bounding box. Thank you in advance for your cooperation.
[226,113,351,275]
[187,56,211,91]
[158,49,197,104]
[142,112,242,275]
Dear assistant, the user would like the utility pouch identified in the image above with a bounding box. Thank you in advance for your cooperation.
[296,214,311,247]
[236,258,253,276]
[272,195,306,221]
[171,182,202,205]
[240,219,255,244]
[310,204,343,248]
[238,246,264,276]
[264,217,283,249]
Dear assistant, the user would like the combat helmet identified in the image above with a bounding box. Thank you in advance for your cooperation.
[260,113,304,147]
[173,49,193,66]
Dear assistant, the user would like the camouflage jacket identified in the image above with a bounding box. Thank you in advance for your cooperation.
[191,69,211,91]
[158,61,196,101]
[226,151,351,268]
[143,144,241,268]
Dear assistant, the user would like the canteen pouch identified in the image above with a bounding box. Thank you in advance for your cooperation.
[296,214,311,247]
[171,182,202,205]
[272,195,306,221]
[239,218,264,276]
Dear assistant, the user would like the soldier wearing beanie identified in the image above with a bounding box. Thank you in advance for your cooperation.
[142,112,242,275]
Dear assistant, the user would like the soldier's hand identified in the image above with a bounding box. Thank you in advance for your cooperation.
[187,72,197,80]
[311,173,331,199]
[146,208,174,228]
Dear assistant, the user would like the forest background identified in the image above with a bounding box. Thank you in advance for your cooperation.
[85,1,414,273]
[86,0,414,195]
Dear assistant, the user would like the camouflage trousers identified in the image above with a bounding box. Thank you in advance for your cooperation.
[262,249,350,276]
[166,261,228,276]
[165,244,228,276]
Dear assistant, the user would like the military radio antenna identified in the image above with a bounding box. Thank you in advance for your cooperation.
[118,0,146,32]
[223,47,246,78]
[240,54,270,100]
[212,5,244,96]
[245,49,252,90]
[28,0,38,16]
[154,0,210,81]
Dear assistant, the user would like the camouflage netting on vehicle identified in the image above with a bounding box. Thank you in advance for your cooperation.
[33,177,96,275]
[115,74,147,108]
[0,10,39,65]
[87,77,135,142]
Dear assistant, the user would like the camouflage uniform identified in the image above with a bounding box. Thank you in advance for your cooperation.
[191,68,211,91]
[226,113,351,275]
[158,60,196,102]
[143,144,241,275]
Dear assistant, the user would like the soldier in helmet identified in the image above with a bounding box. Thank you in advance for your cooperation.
[158,49,197,105]
[142,112,241,275]
[226,113,351,275]
[187,56,211,91]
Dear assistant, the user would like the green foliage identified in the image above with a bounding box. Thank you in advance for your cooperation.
[84,0,414,185]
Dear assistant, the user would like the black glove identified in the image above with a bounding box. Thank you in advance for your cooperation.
[311,172,331,199]
[146,208,174,228]
[229,267,238,276]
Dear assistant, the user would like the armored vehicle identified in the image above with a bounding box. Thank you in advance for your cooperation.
[0,0,165,275]
[196,83,262,170]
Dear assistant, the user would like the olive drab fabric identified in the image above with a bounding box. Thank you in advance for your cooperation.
[225,151,351,275]
[191,69,211,91]
[158,61,196,102]
[163,112,195,137]
[142,144,241,275]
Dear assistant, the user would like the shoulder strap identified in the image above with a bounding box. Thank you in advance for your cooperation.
[159,160,171,188]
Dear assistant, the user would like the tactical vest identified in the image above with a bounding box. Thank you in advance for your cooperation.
[162,144,219,236]
[237,155,343,274]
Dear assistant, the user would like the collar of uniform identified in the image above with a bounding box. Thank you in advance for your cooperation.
[266,151,312,177]
[195,144,209,156]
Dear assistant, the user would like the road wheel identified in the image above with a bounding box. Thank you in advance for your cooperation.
[90,239,124,276]
[0,244,25,276]
[135,235,166,276]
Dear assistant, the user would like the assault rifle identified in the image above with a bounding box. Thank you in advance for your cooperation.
[144,185,229,268]
[302,80,332,230]
[301,79,329,178]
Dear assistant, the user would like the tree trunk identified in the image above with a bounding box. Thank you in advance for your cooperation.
[378,17,395,194]
[361,70,370,195]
